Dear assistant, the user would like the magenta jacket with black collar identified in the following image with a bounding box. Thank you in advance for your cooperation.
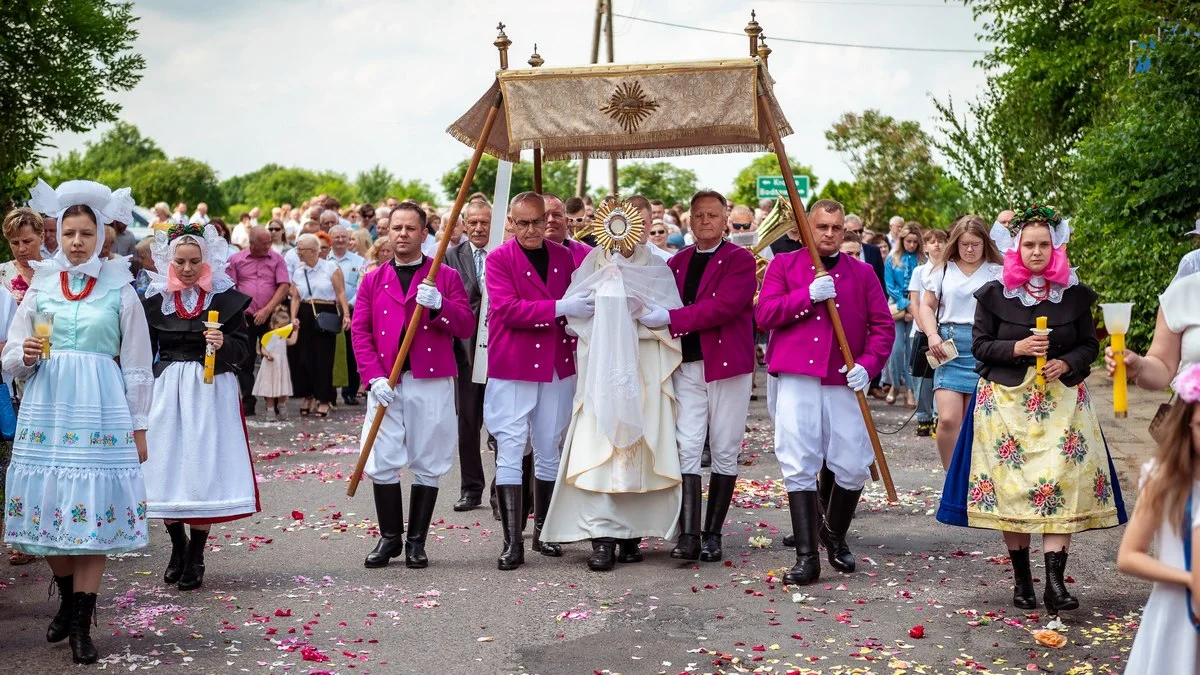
[755,248,894,386]
[484,238,578,382]
[666,241,757,382]
[351,258,475,383]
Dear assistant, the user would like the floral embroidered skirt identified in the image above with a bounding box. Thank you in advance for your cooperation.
[937,368,1127,534]
[3,351,149,555]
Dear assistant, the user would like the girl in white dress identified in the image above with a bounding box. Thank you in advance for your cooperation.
[3,179,153,665]
[1118,363,1200,674]
[253,307,299,419]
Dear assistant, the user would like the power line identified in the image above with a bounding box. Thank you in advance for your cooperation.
[612,13,988,54]
[777,0,960,6]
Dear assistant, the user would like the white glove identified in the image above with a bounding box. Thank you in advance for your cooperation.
[809,275,837,303]
[839,363,870,392]
[370,377,397,407]
[415,284,442,310]
[555,291,595,318]
[638,303,670,328]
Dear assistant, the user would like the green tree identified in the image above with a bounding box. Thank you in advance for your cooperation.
[0,1,144,207]
[242,167,325,208]
[124,158,225,216]
[815,180,863,215]
[221,163,284,207]
[616,161,698,206]
[80,121,165,176]
[356,165,396,204]
[729,154,818,209]
[825,110,940,230]
[311,172,359,206]
[1072,29,1200,349]
[387,179,439,206]
[440,156,581,204]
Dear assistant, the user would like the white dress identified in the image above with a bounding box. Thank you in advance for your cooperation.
[2,260,154,555]
[252,334,293,397]
[1125,466,1200,674]
[1161,274,1200,378]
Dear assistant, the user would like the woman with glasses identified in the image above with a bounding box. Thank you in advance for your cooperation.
[267,219,292,254]
[288,233,351,417]
[883,223,926,408]
[919,216,1003,468]
[647,220,673,257]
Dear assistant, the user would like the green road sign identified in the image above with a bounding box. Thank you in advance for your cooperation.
[756,175,810,201]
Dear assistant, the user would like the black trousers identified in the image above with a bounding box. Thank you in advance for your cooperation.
[239,313,272,410]
[290,302,338,404]
[455,353,486,494]
[341,319,360,399]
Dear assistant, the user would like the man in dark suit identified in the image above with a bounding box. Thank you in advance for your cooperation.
[443,199,493,511]
[844,213,885,288]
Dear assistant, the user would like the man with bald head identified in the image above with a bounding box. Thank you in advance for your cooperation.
[227,225,292,416]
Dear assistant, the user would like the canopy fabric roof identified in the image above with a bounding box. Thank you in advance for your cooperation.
[446,57,793,162]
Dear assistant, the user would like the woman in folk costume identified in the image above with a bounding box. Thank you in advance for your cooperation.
[141,222,257,591]
[2,179,154,665]
[937,205,1127,615]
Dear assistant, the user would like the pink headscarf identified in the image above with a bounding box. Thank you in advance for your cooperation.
[166,262,213,293]
[1001,230,1072,291]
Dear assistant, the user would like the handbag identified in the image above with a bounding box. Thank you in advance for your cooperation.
[304,269,343,335]
[0,381,16,441]
[910,266,946,379]
[1149,394,1176,438]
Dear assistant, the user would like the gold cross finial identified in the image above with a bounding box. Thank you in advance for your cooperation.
[528,43,544,67]
[744,10,763,57]
[494,22,512,69]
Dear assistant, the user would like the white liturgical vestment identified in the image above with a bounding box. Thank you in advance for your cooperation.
[542,245,684,542]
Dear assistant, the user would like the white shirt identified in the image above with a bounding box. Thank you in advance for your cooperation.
[648,244,672,261]
[0,285,16,339]
[1161,273,1200,377]
[908,263,929,337]
[231,223,250,250]
[1174,248,1200,282]
[189,212,210,226]
[421,232,439,257]
[923,261,1002,325]
[292,259,339,302]
[283,248,301,276]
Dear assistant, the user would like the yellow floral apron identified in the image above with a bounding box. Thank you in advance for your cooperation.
[965,368,1120,534]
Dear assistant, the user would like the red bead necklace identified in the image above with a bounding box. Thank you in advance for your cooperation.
[60,272,97,301]
[174,289,208,319]
[1022,281,1051,302]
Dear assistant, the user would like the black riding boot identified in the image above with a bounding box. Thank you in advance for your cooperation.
[783,490,821,586]
[818,484,862,573]
[496,484,526,570]
[177,528,208,591]
[1010,547,1037,609]
[69,592,99,664]
[670,474,702,560]
[46,575,74,643]
[531,479,562,557]
[700,473,737,562]
[1043,549,1079,613]
[588,538,617,571]
[405,485,438,569]
[617,538,643,563]
[782,463,837,547]
[522,454,535,530]
[164,522,189,584]
[364,483,405,568]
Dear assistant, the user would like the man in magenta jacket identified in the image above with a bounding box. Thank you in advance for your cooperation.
[351,203,476,571]
[483,191,592,571]
[638,190,756,563]
[755,199,894,586]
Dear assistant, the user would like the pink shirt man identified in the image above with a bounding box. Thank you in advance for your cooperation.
[227,248,289,314]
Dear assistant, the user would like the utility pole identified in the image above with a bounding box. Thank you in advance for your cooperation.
[575,0,605,198]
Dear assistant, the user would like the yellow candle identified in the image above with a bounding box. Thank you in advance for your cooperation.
[1111,332,1128,418]
[1034,316,1048,387]
[203,310,219,384]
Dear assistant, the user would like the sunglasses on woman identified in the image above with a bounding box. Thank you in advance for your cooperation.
[731,222,753,230]
[649,229,666,236]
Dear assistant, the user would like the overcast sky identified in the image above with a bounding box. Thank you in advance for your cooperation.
[47,0,991,204]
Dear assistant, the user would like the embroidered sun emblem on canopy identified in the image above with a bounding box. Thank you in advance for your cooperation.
[589,196,644,254]
[600,81,661,133]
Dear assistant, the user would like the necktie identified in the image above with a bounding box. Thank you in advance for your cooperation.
[474,248,485,282]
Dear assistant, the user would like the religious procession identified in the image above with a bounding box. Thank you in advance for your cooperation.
[2,2,1198,674]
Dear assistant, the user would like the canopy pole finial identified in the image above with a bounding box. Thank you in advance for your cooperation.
[757,33,772,68]
[495,22,512,69]
[528,44,544,68]
[744,10,762,57]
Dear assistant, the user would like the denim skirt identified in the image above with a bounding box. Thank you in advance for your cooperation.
[933,323,979,394]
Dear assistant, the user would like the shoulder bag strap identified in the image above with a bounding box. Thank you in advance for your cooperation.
[1185,493,1200,633]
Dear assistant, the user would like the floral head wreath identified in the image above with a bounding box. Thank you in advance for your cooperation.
[166,222,205,242]
[143,223,235,315]
[990,203,1071,253]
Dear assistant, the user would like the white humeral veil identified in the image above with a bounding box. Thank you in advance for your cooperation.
[542,245,684,543]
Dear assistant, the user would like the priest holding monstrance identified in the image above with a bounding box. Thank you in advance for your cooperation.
[542,197,684,572]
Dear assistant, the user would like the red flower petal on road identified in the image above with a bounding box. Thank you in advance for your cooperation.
[291,510,304,520]
[909,625,925,639]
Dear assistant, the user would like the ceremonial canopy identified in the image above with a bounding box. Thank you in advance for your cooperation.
[446,58,794,162]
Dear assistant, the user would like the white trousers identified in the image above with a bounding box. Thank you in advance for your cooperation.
[673,362,752,476]
[767,372,779,422]
[774,373,872,492]
[484,375,576,485]
[363,373,457,487]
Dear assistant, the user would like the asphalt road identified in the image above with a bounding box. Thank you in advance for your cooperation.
[0,369,1149,674]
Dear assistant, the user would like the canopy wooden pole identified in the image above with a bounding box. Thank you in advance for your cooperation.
[756,91,898,503]
[347,92,503,497]
[528,46,544,193]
